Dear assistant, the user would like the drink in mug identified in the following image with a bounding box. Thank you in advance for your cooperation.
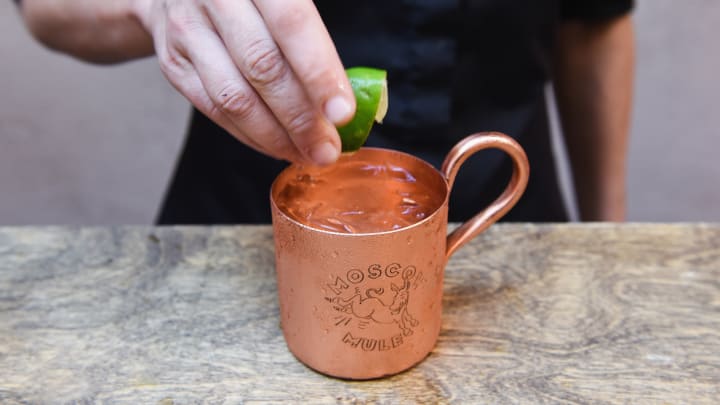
[275,159,443,234]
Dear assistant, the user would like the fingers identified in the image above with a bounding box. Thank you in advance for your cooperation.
[251,0,355,126]
[163,59,282,160]
[153,3,299,161]
[145,0,354,165]
[206,0,342,164]
[177,10,307,161]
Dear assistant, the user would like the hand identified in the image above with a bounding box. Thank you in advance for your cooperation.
[133,0,355,165]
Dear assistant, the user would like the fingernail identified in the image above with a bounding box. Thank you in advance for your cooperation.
[310,141,340,165]
[324,96,353,125]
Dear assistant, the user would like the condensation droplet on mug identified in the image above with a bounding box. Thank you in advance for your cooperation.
[406,236,413,245]
[331,251,339,258]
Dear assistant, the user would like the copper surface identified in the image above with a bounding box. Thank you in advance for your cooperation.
[270,132,529,379]
[442,132,530,257]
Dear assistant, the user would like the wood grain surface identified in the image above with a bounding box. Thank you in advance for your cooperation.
[0,224,718,404]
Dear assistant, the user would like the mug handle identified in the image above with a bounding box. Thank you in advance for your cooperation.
[442,132,530,259]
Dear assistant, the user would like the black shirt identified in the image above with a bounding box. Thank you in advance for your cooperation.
[157,0,633,225]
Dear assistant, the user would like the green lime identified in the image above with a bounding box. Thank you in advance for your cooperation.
[337,67,388,152]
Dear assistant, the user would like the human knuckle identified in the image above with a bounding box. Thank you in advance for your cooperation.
[158,50,191,78]
[165,6,204,37]
[162,49,186,68]
[156,53,175,75]
[303,66,335,89]
[274,7,309,37]
[285,109,316,136]
[243,40,287,86]
[215,85,256,119]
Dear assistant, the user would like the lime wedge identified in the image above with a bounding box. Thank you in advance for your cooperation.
[337,67,388,152]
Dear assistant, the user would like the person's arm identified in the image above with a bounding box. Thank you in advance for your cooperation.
[17,0,355,166]
[18,0,153,64]
[552,14,635,221]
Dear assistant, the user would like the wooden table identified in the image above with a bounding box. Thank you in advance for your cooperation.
[1,224,718,404]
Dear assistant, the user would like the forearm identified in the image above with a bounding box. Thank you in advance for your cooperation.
[19,0,153,64]
[553,15,634,221]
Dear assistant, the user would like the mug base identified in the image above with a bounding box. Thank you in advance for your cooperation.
[289,346,432,380]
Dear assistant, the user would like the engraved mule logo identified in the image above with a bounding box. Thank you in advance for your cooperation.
[325,263,420,348]
[331,277,418,336]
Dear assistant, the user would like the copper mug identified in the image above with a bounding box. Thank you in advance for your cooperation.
[270,132,529,379]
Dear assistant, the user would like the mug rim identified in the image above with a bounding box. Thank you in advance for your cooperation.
[270,147,450,237]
